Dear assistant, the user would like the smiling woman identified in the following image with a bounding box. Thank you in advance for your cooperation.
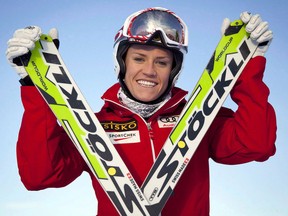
[113,7,187,106]
[5,6,276,216]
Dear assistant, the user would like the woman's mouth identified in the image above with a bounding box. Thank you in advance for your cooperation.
[137,80,157,87]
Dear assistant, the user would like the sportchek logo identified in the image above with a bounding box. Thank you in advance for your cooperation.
[107,131,140,144]
[28,38,150,215]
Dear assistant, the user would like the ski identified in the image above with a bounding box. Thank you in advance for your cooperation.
[20,34,155,216]
[140,19,259,214]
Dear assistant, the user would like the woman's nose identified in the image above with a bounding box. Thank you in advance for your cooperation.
[143,62,156,77]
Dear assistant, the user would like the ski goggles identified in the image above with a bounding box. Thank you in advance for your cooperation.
[121,7,188,52]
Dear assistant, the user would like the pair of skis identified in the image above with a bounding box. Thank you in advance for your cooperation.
[20,19,258,215]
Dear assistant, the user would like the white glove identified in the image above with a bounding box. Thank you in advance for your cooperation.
[6,26,59,79]
[221,12,273,57]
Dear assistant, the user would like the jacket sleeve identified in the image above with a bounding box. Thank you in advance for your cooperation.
[17,86,86,190]
[209,56,277,164]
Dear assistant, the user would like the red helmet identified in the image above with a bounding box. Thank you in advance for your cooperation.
[113,7,188,103]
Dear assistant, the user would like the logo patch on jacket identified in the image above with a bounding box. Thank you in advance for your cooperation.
[106,131,140,144]
[101,120,138,131]
[158,115,179,128]
[101,120,140,144]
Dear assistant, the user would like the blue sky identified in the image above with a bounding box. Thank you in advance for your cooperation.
[0,0,287,215]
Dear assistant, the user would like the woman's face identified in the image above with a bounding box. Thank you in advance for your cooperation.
[124,44,173,102]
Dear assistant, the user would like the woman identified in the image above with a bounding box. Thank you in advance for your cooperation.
[6,7,276,215]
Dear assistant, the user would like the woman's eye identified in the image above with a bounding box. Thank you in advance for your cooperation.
[134,57,144,62]
[157,61,168,66]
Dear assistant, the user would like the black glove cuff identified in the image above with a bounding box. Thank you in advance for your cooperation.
[53,39,60,49]
[19,76,34,86]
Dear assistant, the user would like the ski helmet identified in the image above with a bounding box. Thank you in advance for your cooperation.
[113,7,188,103]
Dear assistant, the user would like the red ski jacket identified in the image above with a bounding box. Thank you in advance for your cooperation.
[16,56,276,216]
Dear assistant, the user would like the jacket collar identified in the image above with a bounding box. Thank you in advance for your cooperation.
[101,83,188,117]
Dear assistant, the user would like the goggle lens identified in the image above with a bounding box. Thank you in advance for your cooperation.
[128,10,185,44]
